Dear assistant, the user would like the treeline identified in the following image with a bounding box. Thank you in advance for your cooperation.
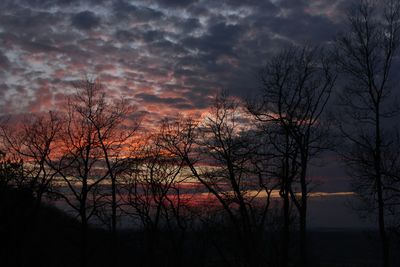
[1,1,400,267]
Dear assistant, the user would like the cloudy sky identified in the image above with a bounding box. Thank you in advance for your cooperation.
[0,0,350,121]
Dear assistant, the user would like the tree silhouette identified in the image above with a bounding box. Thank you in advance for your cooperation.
[119,134,191,265]
[0,112,62,214]
[80,79,139,237]
[46,80,118,267]
[0,151,24,199]
[335,1,400,266]
[159,93,275,266]
[249,46,335,266]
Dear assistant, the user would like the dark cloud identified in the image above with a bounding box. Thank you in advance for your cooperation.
[135,93,188,106]
[71,11,100,30]
[112,1,164,22]
[151,0,199,8]
[268,12,339,43]
[115,30,136,42]
[0,52,10,69]
[112,1,139,15]
[19,0,79,8]
[0,0,346,117]
[180,17,201,33]
[24,41,59,53]
[205,23,243,55]
[0,8,60,34]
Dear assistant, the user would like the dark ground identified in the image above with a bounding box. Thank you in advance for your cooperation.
[1,187,399,267]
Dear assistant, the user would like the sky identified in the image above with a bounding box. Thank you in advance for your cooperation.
[0,0,350,121]
[0,0,354,190]
[1,0,376,228]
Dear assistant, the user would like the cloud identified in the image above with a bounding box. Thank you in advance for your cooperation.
[0,52,10,69]
[135,93,189,107]
[71,11,100,30]
[0,0,346,119]
[152,0,199,8]
[112,1,164,22]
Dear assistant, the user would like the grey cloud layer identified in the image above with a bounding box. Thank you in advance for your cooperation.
[0,0,346,116]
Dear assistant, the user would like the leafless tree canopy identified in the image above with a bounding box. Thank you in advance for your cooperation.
[335,1,400,266]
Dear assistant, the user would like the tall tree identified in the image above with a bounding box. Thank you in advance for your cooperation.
[335,1,400,266]
[160,93,275,266]
[77,79,139,236]
[249,46,335,266]
[47,80,114,267]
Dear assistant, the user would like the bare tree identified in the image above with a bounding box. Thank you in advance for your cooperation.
[119,134,190,262]
[76,79,139,236]
[248,46,335,266]
[159,93,275,266]
[121,136,186,227]
[47,81,114,267]
[259,123,299,267]
[0,150,24,198]
[1,80,138,266]
[335,1,400,266]
[0,112,62,213]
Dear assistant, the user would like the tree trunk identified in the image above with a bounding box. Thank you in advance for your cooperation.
[111,174,117,235]
[377,176,389,267]
[282,188,290,267]
[80,179,88,267]
[299,154,308,267]
[281,149,291,267]
[80,211,88,267]
[376,107,389,267]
